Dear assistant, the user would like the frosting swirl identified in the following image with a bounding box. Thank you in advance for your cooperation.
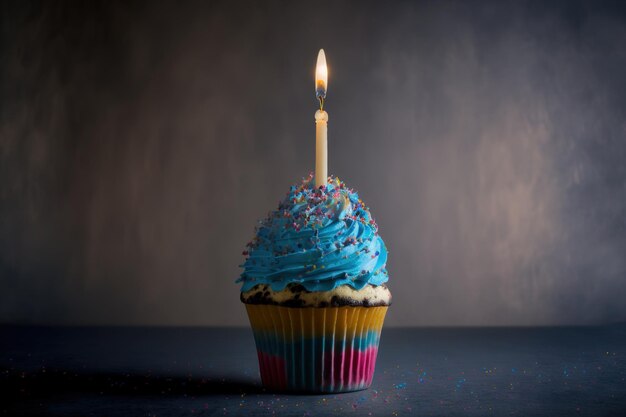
[237,175,389,292]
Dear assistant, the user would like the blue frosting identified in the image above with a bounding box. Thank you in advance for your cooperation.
[237,175,389,292]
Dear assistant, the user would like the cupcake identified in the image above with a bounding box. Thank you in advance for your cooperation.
[237,175,391,393]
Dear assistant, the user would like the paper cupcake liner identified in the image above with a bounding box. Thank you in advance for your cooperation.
[245,304,388,393]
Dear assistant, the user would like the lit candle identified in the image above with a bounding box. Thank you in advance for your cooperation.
[315,49,328,188]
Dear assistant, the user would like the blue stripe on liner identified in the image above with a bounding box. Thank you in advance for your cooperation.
[252,329,380,356]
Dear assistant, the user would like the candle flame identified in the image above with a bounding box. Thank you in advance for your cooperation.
[315,49,327,100]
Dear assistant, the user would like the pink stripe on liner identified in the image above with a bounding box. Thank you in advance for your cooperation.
[324,346,378,390]
[257,351,287,390]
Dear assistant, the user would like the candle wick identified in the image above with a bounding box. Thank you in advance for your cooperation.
[318,96,325,111]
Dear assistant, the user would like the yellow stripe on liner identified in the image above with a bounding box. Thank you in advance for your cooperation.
[245,305,388,339]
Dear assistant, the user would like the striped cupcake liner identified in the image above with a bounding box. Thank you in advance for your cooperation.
[245,304,388,393]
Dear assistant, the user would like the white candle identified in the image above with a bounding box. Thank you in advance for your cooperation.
[315,49,328,188]
[315,109,328,187]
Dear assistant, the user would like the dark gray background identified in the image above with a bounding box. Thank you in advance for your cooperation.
[1,0,625,327]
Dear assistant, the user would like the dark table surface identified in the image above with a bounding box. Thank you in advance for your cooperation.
[2,325,625,416]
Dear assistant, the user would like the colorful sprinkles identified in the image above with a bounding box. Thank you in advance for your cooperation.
[237,174,389,292]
